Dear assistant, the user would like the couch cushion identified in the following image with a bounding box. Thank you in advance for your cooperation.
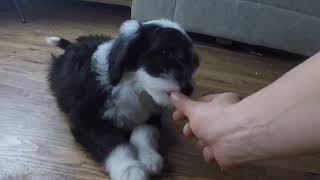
[132,0,176,21]
[173,0,320,55]
[132,0,320,55]
[174,0,238,40]
[243,0,320,18]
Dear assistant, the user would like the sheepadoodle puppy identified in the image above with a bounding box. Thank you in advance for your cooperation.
[47,19,199,180]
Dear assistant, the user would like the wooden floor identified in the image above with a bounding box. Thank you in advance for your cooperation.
[1,1,319,180]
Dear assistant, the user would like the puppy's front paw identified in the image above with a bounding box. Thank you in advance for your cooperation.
[120,164,149,180]
[140,151,163,175]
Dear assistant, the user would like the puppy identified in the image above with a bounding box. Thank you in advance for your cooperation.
[47,19,199,180]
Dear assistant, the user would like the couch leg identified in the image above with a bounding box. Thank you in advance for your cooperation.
[12,0,26,23]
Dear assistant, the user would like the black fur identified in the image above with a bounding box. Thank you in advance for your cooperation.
[48,35,131,161]
[48,21,199,170]
[54,37,72,49]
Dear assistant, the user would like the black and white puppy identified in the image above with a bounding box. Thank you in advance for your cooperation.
[47,19,199,180]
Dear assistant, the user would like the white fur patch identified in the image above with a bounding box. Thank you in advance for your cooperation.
[144,19,186,35]
[91,40,161,129]
[46,36,61,46]
[135,69,179,107]
[130,125,163,174]
[91,40,115,89]
[119,19,187,38]
[105,145,148,180]
[91,35,179,130]
[120,20,140,37]
[102,68,177,129]
[103,72,160,129]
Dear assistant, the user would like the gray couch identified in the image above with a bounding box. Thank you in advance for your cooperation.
[132,0,320,56]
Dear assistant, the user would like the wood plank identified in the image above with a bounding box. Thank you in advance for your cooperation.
[1,1,319,180]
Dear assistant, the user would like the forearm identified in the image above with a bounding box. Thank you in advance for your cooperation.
[229,52,320,164]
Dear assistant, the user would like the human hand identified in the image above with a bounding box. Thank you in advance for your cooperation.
[170,92,252,168]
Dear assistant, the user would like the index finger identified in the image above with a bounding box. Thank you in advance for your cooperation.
[173,94,219,121]
[198,94,219,102]
[170,92,200,117]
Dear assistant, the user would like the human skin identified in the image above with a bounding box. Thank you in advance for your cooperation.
[170,52,320,168]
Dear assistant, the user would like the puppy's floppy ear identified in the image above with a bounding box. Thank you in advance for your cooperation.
[108,20,144,85]
[191,47,200,71]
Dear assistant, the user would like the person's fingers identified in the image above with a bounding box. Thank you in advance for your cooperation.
[197,94,219,102]
[203,146,215,162]
[173,110,186,121]
[173,94,219,121]
[183,123,193,137]
[198,140,208,148]
[171,92,200,117]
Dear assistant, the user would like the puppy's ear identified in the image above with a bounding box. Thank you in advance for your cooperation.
[108,20,144,85]
[191,47,200,71]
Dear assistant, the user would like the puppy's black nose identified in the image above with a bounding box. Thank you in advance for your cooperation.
[181,83,193,96]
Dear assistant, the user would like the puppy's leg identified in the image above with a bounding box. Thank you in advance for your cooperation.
[130,125,163,174]
[105,144,149,180]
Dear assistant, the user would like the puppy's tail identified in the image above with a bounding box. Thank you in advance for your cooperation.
[46,36,71,50]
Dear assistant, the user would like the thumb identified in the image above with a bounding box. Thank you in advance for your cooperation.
[170,92,199,117]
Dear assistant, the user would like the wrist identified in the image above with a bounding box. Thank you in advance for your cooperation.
[213,103,272,167]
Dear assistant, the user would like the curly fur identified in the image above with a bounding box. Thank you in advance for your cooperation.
[47,19,199,180]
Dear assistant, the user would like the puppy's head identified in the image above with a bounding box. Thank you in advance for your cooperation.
[108,19,199,106]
